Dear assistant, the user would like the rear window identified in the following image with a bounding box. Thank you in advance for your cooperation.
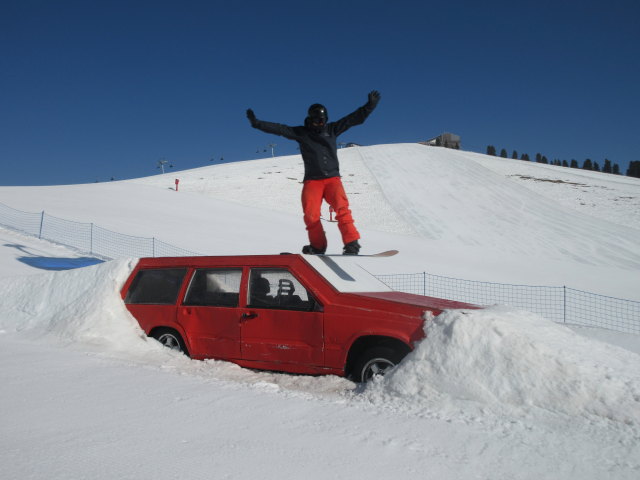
[125,268,187,305]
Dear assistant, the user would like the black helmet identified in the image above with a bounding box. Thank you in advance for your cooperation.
[307,103,328,124]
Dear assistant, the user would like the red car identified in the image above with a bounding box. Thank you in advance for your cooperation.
[121,254,476,382]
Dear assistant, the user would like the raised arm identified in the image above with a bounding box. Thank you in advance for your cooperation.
[332,90,381,136]
[246,109,298,140]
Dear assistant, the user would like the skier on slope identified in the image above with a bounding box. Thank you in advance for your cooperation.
[246,90,381,255]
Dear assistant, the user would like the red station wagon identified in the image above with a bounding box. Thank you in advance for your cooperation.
[121,254,477,382]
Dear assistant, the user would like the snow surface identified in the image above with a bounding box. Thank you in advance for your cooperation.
[1,143,640,479]
[302,254,394,292]
[2,144,637,299]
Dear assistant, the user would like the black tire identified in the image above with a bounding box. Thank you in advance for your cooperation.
[352,345,408,383]
[151,328,189,356]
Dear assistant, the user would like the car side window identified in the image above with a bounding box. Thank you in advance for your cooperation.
[248,269,317,311]
[183,269,242,307]
[125,268,187,305]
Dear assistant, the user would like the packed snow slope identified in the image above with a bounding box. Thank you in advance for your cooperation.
[2,143,640,479]
[1,143,638,299]
[1,240,639,479]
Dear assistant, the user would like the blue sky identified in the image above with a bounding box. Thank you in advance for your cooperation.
[1,0,639,185]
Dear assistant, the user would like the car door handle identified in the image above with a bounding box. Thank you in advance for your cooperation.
[241,312,258,321]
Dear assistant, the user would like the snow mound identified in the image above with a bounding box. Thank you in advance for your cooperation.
[3,260,639,426]
[0,259,149,352]
[368,307,640,424]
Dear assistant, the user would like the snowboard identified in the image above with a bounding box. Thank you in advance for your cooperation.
[311,250,398,258]
[282,250,398,257]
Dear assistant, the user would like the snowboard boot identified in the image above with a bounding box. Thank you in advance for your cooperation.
[342,240,361,255]
[302,245,326,255]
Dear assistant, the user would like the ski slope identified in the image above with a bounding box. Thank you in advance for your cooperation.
[1,143,640,479]
[2,143,637,298]
[360,145,640,267]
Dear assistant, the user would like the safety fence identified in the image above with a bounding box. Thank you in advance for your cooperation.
[0,202,198,259]
[376,272,640,334]
[1,201,639,334]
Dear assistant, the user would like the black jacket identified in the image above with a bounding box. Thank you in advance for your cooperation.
[250,102,376,181]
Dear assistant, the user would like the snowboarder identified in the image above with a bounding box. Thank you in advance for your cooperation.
[246,90,381,255]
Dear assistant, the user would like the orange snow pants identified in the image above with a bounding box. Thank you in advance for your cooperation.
[301,177,360,251]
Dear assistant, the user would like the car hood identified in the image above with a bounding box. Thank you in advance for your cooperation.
[349,291,478,311]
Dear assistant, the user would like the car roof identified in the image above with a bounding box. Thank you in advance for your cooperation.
[135,254,393,293]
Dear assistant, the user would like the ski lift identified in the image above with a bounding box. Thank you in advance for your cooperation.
[157,159,173,174]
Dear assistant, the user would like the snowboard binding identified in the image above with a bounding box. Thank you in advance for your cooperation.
[302,245,326,255]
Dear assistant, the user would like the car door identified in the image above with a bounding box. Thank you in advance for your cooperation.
[241,268,324,366]
[176,268,243,360]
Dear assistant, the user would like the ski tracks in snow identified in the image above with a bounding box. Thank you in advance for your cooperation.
[358,144,640,270]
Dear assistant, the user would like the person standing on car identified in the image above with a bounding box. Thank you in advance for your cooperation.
[246,90,381,255]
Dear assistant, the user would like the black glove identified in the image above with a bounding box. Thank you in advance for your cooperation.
[246,108,257,126]
[367,90,381,108]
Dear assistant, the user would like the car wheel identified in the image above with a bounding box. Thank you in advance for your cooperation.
[353,346,407,383]
[152,328,189,356]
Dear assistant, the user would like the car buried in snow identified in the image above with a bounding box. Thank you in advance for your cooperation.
[121,254,477,382]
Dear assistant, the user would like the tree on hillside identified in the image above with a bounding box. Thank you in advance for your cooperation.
[627,161,640,178]
[541,156,548,164]
[593,161,600,172]
[582,158,593,170]
[562,160,569,167]
[613,163,620,174]
[535,153,542,163]
[521,153,530,161]
[570,159,579,168]
[512,150,518,159]
[603,159,612,173]
[500,148,508,158]
[487,145,496,156]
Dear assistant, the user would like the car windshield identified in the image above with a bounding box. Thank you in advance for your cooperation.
[302,255,393,293]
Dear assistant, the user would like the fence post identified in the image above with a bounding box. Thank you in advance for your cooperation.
[90,223,94,255]
[423,272,427,296]
[38,211,45,239]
